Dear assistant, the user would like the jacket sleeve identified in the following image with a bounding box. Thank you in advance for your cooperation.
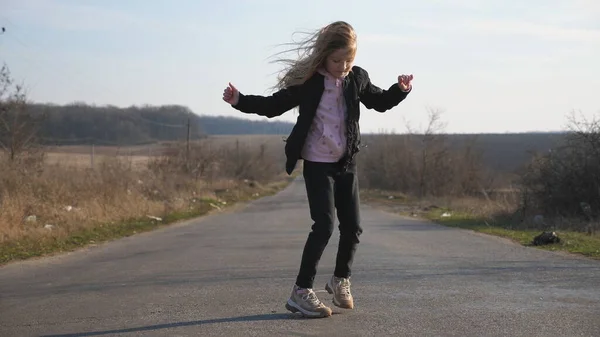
[231,85,302,118]
[355,66,410,113]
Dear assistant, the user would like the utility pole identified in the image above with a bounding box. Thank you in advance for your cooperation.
[186,113,191,161]
[90,141,95,169]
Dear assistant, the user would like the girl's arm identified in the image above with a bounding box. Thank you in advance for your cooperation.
[354,66,411,113]
[230,85,302,118]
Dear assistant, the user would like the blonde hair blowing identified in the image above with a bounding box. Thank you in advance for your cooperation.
[270,21,357,90]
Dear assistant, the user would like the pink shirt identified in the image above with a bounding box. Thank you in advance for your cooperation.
[301,69,347,163]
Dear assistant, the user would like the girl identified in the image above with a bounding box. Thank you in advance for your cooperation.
[222,21,413,318]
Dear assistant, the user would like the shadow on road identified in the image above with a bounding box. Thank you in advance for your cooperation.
[41,313,298,337]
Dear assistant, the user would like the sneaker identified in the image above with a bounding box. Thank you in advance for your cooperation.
[325,276,354,309]
[285,285,332,318]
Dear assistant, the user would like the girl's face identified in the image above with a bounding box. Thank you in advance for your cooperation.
[325,47,355,78]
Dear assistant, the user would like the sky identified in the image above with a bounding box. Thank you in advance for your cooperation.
[0,0,598,134]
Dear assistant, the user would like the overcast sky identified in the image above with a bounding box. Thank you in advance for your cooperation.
[1,0,598,133]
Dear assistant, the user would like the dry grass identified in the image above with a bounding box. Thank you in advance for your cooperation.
[0,135,291,264]
[0,156,233,243]
[44,152,152,170]
[420,191,521,220]
[361,188,520,220]
[42,135,286,170]
[200,134,286,146]
[362,188,600,259]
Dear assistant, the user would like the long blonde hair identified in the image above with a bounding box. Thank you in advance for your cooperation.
[270,21,357,90]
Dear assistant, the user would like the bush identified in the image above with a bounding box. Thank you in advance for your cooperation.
[0,137,288,245]
[358,109,496,198]
[519,111,600,222]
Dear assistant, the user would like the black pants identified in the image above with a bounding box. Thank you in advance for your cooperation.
[295,160,363,289]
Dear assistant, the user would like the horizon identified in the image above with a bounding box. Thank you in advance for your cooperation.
[30,102,573,136]
[1,0,598,134]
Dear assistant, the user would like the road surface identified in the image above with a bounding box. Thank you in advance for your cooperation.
[1,177,599,336]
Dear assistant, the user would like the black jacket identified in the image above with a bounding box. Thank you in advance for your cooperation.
[232,65,410,175]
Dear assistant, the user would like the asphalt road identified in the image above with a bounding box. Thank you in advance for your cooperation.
[1,177,599,337]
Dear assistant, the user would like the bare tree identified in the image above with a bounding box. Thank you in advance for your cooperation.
[416,108,449,197]
[520,110,600,224]
[357,107,489,198]
[0,64,44,162]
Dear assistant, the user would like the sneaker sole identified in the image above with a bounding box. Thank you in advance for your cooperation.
[325,281,354,309]
[285,299,332,318]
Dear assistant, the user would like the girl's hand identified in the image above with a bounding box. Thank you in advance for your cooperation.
[398,74,413,92]
[223,82,240,105]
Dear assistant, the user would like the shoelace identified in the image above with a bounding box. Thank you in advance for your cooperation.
[300,289,323,306]
[338,279,351,296]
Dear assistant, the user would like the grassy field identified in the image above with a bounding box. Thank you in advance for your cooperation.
[42,135,287,169]
[2,133,598,265]
[0,135,292,265]
[0,178,292,265]
[42,144,164,169]
[361,189,600,260]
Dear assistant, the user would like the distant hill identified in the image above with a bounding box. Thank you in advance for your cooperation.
[361,132,566,174]
[445,132,565,172]
[22,103,294,145]
[196,115,294,136]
